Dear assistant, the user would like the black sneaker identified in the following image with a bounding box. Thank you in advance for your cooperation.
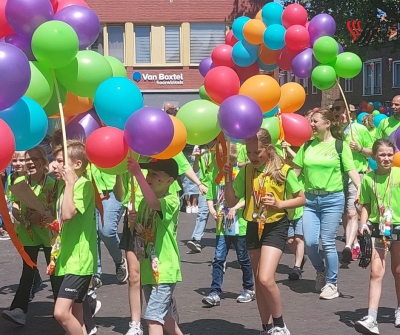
[187,240,201,253]
[116,257,128,284]
[92,275,103,290]
[342,247,352,264]
[288,266,302,280]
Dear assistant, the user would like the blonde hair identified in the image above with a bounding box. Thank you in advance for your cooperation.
[13,151,26,159]
[52,139,89,173]
[26,146,49,172]
[313,108,345,140]
[229,143,238,166]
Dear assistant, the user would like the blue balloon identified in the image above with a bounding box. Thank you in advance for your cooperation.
[368,157,377,171]
[261,2,283,26]
[373,114,388,128]
[257,59,278,71]
[263,105,279,117]
[263,24,286,50]
[232,40,258,67]
[373,101,381,110]
[0,97,48,150]
[232,16,251,41]
[357,112,368,124]
[94,77,143,130]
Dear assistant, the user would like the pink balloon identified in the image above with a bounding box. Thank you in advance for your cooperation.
[235,62,259,82]
[225,30,238,47]
[281,113,312,146]
[204,66,240,105]
[282,4,308,28]
[284,25,310,51]
[277,46,299,71]
[211,44,234,67]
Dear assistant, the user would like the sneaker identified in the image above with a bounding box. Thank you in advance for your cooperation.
[315,269,326,292]
[2,308,26,325]
[395,309,400,328]
[92,275,103,290]
[191,206,199,214]
[354,315,379,334]
[185,206,192,214]
[352,245,361,261]
[126,321,143,335]
[342,247,352,263]
[0,230,10,240]
[116,257,128,284]
[88,327,98,335]
[237,289,255,303]
[187,240,201,253]
[270,324,290,335]
[319,283,339,300]
[93,300,102,317]
[202,292,221,307]
[223,261,227,273]
[288,266,302,280]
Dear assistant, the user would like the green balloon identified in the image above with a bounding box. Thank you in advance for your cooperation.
[199,85,211,101]
[313,36,339,65]
[55,50,113,99]
[311,65,337,90]
[332,52,362,79]
[32,21,79,69]
[43,83,67,117]
[372,110,380,116]
[176,100,220,145]
[25,62,54,107]
[261,117,280,144]
[105,56,127,77]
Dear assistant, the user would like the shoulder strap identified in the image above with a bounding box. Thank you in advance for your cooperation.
[335,139,344,174]
[303,140,313,152]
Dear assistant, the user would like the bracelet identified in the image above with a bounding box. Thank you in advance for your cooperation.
[358,146,363,153]
[359,224,368,229]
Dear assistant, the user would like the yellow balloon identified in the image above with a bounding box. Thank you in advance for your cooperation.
[243,19,266,45]
[279,82,306,113]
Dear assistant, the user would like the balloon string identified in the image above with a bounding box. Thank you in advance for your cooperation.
[129,150,136,211]
[226,138,231,182]
[336,78,354,141]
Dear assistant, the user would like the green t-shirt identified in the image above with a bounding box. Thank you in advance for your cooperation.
[291,174,305,220]
[89,165,116,193]
[121,170,147,209]
[274,141,284,158]
[237,143,247,164]
[368,128,376,140]
[343,123,373,173]
[360,167,400,225]
[55,177,97,276]
[375,116,400,140]
[138,193,182,285]
[169,152,192,195]
[293,139,356,192]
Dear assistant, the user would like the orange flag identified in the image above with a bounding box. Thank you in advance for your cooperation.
[215,132,227,185]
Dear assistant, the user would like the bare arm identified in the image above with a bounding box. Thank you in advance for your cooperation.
[185,168,208,195]
[359,204,371,234]
[113,175,125,202]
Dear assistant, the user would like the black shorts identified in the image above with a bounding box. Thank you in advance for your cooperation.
[246,215,289,251]
[119,211,136,252]
[370,223,400,241]
[53,274,92,303]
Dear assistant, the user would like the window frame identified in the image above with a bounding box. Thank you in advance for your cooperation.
[344,78,353,93]
[134,25,152,65]
[312,84,317,94]
[164,25,182,65]
[393,60,400,88]
[363,58,382,96]
[107,25,126,64]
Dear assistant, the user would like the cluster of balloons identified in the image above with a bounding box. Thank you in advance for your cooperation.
[359,100,391,116]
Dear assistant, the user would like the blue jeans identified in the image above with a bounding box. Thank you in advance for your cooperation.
[211,235,254,294]
[302,192,344,285]
[191,193,209,241]
[96,192,124,275]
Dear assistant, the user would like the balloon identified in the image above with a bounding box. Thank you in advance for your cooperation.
[198,56,214,77]
[5,34,35,60]
[282,4,308,28]
[261,117,280,144]
[279,82,306,113]
[124,107,174,156]
[50,0,59,12]
[105,56,127,77]
[0,97,48,150]
[378,106,386,114]
[311,65,336,90]
[257,60,278,71]
[263,105,279,117]
[313,36,338,64]
[331,52,362,79]
[199,85,212,101]
[368,157,377,171]
[372,110,380,116]
[176,100,220,145]
[261,2,283,26]
[66,108,102,140]
[204,66,240,104]
[394,127,400,151]
[255,10,262,21]
[98,158,128,175]
[373,114,387,128]
[152,116,187,159]
[94,77,143,129]
[218,95,263,140]
[338,43,344,54]
[25,62,54,107]
[231,40,258,67]
[0,119,15,171]
[0,1,13,39]
[263,24,286,50]
[232,16,250,41]
[281,113,312,146]
[5,0,53,38]
[0,43,31,110]
[44,83,67,117]
[55,50,113,98]
[86,127,128,168]
[239,75,281,112]
[277,46,298,71]
[225,30,238,47]
[291,48,315,78]
[54,5,100,50]
[63,92,93,117]
[235,62,260,82]
[32,20,79,69]
[373,101,382,110]
[56,0,89,11]
[308,14,336,46]
[284,25,310,51]
[243,19,266,45]
[258,44,279,65]
[366,103,374,113]
[357,112,368,124]
[359,100,368,111]
[394,152,400,168]
[211,44,234,67]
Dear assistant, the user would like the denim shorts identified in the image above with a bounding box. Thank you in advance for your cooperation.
[287,217,303,238]
[143,283,176,324]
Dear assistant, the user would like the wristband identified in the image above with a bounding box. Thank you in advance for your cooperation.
[359,224,368,229]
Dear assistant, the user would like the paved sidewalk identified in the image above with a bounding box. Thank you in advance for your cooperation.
[0,212,398,335]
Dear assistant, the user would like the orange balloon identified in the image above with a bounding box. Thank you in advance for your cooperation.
[255,9,262,21]
[243,19,266,45]
[394,152,400,167]
[239,75,281,112]
[63,92,93,117]
[258,44,279,65]
[366,103,374,113]
[152,116,187,159]
[279,82,306,113]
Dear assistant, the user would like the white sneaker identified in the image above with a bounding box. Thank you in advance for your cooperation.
[186,206,192,213]
[315,269,326,292]
[126,321,143,335]
[2,308,26,325]
[191,206,199,214]
[93,300,102,317]
[88,326,98,335]
[354,315,379,334]
[270,324,290,335]
[395,309,400,327]
[319,283,339,300]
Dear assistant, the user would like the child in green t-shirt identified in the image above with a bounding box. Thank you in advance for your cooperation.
[50,140,97,335]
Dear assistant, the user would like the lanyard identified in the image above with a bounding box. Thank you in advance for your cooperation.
[372,170,393,215]
[252,168,267,211]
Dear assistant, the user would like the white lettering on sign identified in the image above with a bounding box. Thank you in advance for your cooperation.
[142,73,184,85]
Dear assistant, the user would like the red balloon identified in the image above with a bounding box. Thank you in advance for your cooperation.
[235,62,260,82]
[211,44,234,68]
[281,113,312,146]
[225,30,238,47]
[366,103,374,113]
[284,25,310,51]
[277,46,299,71]
[204,66,240,104]
[0,1,14,39]
[50,0,59,12]
[359,100,368,111]
[0,119,15,171]
[379,106,386,113]
[56,0,89,12]
[282,4,308,29]
[86,127,129,168]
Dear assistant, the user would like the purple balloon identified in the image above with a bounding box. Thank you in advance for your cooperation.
[0,43,31,111]
[308,14,336,46]
[338,43,344,54]
[199,56,215,77]
[5,34,35,61]
[54,5,100,50]
[218,95,263,140]
[291,48,317,79]
[66,109,102,140]
[5,0,53,38]
[124,107,174,156]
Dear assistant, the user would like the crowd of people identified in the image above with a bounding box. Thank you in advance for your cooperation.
[1,96,400,335]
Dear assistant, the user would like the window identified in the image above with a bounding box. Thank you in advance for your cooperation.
[190,23,225,64]
[312,84,317,94]
[279,71,292,86]
[303,78,309,95]
[393,60,400,88]
[135,26,151,64]
[165,26,180,63]
[344,78,353,92]
[90,26,104,55]
[108,26,125,63]
[363,59,382,96]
